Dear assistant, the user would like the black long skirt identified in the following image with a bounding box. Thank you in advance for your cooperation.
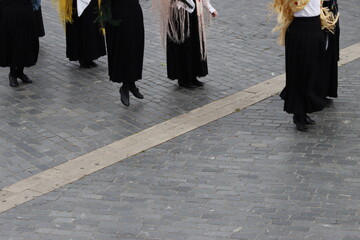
[0,0,39,68]
[105,0,144,83]
[322,22,340,98]
[66,0,106,62]
[280,16,327,114]
[166,7,208,82]
[35,6,45,37]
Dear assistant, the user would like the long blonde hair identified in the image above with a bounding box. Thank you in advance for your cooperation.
[53,0,74,24]
[269,0,294,45]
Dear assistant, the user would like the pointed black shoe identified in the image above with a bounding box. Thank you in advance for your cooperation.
[178,80,198,89]
[129,86,144,99]
[89,61,97,68]
[293,115,308,132]
[17,73,33,84]
[324,97,333,107]
[305,115,316,125]
[79,60,91,68]
[119,86,130,107]
[191,78,204,87]
[9,73,19,87]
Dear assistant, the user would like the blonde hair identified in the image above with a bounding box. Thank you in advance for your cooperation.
[53,0,74,24]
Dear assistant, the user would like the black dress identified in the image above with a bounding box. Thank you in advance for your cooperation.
[105,0,144,83]
[322,0,339,98]
[0,0,39,68]
[166,5,208,82]
[280,16,327,114]
[66,0,106,62]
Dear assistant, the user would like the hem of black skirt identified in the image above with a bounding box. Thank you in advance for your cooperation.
[109,79,141,83]
[67,54,106,62]
[284,106,326,115]
[0,63,36,68]
[167,75,207,80]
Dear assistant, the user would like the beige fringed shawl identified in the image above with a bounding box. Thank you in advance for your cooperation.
[270,0,339,45]
[152,0,212,59]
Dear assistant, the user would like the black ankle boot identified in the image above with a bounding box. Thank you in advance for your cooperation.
[9,73,19,87]
[304,114,316,125]
[129,83,144,99]
[293,114,308,132]
[191,78,204,87]
[324,97,333,107]
[89,61,97,68]
[178,79,197,89]
[119,86,130,107]
[17,73,33,83]
[79,60,91,68]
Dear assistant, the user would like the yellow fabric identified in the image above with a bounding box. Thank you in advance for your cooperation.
[270,0,338,45]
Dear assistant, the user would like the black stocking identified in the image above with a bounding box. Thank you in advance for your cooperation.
[9,67,24,76]
[16,67,24,76]
[10,67,17,76]
[294,114,306,124]
[122,82,130,90]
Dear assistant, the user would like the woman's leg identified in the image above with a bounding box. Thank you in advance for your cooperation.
[9,67,19,87]
[119,82,130,107]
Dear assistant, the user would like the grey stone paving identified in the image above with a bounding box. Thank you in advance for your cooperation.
[1,1,360,239]
[0,60,359,239]
[0,0,359,189]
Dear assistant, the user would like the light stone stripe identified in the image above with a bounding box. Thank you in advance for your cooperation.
[0,42,360,213]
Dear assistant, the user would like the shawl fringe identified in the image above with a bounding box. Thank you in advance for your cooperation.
[152,0,209,60]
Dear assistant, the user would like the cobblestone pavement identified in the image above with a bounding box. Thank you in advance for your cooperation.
[0,58,360,239]
[0,0,360,239]
[0,0,359,188]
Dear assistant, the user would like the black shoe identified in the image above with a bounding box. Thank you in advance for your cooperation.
[17,73,33,83]
[89,61,97,68]
[178,80,198,89]
[305,115,316,125]
[79,60,91,68]
[9,73,19,87]
[119,86,130,107]
[293,115,308,132]
[324,97,333,107]
[191,78,204,87]
[129,86,144,99]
